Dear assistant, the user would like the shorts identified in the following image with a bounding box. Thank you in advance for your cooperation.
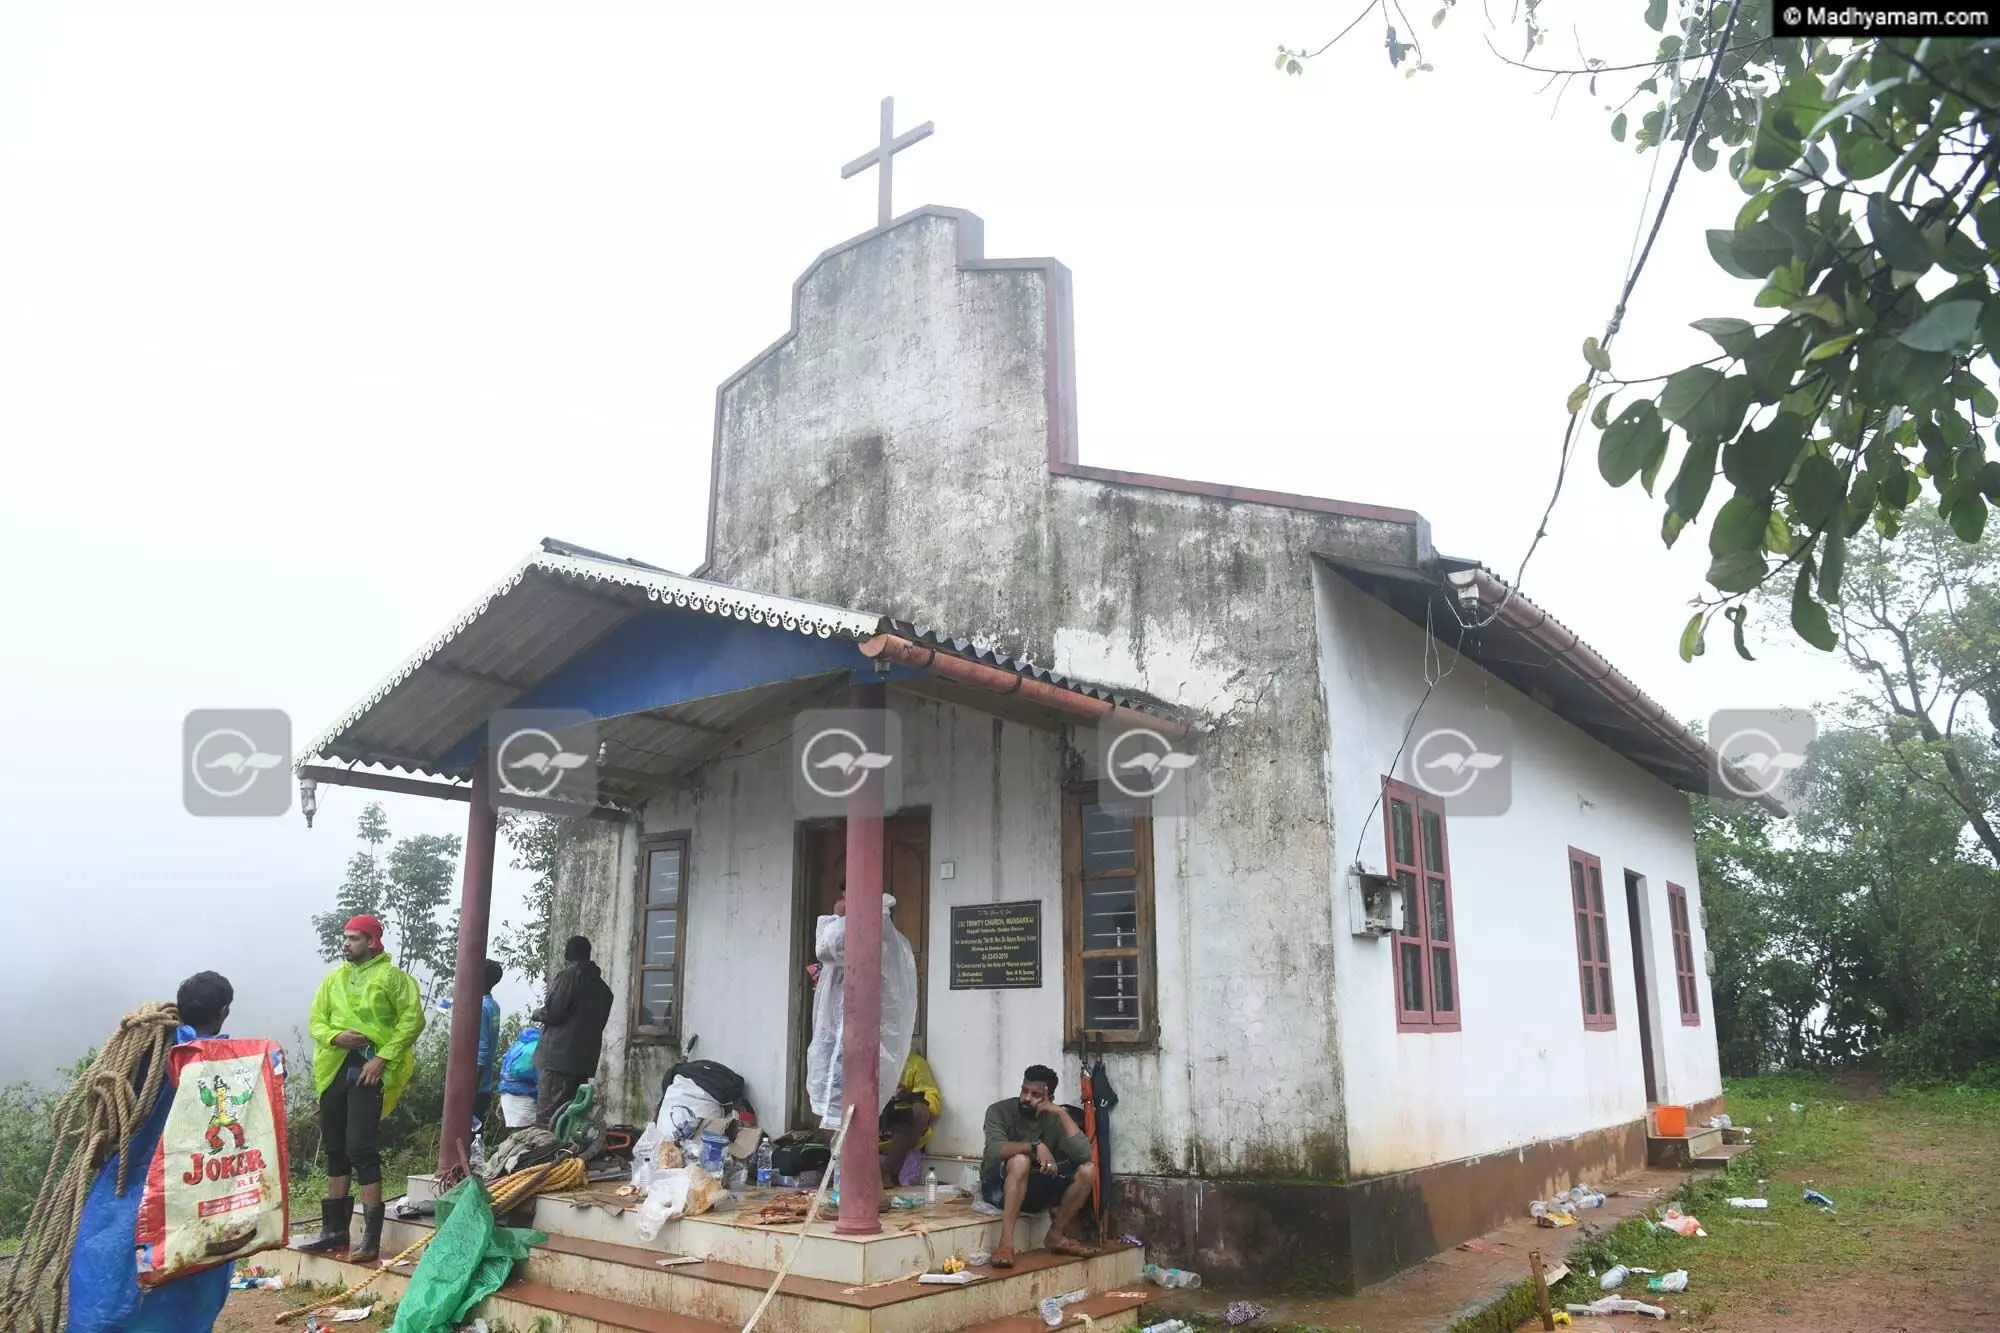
[980,1156,1078,1214]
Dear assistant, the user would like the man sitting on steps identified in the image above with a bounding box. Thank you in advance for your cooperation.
[980,1063,1097,1269]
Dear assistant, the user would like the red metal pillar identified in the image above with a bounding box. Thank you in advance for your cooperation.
[836,680,886,1234]
[438,751,498,1177]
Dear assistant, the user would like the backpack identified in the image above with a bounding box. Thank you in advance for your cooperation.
[502,1029,540,1084]
[663,1059,752,1117]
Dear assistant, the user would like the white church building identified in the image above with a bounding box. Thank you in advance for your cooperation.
[300,197,1747,1292]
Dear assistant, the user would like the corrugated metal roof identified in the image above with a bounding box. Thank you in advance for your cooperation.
[299,541,1173,795]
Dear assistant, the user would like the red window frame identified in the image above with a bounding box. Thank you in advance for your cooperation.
[1568,848,1616,1031]
[1383,778,1460,1033]
[1668,882,1700,1025]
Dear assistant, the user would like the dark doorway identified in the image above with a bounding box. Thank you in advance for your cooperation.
[1624,870,1658,1105]
[788,811,931,1128]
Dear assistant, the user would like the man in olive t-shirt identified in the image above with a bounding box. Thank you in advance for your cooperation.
[979,1063,1098,1268]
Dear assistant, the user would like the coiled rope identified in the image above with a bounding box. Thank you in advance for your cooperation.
[0,1002,184,1333]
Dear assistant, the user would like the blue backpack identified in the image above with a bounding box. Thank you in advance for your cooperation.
[500,1027,540,1094]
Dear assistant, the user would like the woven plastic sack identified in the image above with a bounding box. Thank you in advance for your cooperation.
[390,1178,545,1333]
[133,1038,290,1286]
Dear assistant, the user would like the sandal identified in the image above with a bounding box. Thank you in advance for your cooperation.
[990,1249,1017,1269]
[1046,1236,1094,1257]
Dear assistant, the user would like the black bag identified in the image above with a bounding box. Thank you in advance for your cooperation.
[663,1059,753,1117]
[772,1140,831,1177]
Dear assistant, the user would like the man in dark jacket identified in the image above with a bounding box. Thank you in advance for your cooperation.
[532,935,614,1125]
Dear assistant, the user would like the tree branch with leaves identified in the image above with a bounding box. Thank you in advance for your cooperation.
[1280,3,2000,654]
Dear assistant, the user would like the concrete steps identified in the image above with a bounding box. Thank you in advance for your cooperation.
[1645,1124,1727,1168]
[276,1190,1152,1333]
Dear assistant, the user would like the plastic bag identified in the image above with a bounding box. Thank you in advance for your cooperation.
[1658,1207,1707,1237]
[805,896,918,1128]
[634,1172,691,1242]
[656,1076,725,1147]
[135,1039,291,1286]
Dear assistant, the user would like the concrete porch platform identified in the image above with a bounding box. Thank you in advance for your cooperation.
[282,1179,1151,1333]
[1646,1124,1749,1169]
[406,1172,1074,1285]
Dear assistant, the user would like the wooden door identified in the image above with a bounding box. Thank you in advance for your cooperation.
[791,812,930,1126]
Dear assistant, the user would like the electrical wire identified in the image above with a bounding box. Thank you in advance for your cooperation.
[1454,0,1745,633]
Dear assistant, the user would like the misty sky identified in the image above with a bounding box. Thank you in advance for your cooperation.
[0,0,1858,1085]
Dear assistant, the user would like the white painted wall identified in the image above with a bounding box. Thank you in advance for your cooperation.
[575,679,1351,1181]
[1312,564,1722,1178]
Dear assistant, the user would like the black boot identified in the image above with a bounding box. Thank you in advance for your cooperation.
[297,1196,353,1253]
[350,1203,386,1264]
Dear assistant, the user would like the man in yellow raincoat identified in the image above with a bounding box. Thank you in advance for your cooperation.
[879,1050,942,1187]
[298,913,424,1263]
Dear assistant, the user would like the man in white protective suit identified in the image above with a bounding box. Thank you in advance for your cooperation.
[806,887,920,1132]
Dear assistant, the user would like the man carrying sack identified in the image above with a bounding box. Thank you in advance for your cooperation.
[298,914,424,1263]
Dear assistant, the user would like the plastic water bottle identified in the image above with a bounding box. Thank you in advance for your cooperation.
[1599,1265,1629,1289]
[1648,1270,1689,1293]
[756,1140,774,1187]
[925,1166,938,1211]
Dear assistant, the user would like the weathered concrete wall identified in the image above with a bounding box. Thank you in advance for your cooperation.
[545,817,657,1123]
[1313,566,1723,1179]
[692,208,1446,1181]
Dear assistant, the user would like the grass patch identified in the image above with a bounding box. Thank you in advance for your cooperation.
[1481,1072,2000,1330]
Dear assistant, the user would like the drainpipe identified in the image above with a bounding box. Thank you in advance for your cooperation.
[858,635,1188,739]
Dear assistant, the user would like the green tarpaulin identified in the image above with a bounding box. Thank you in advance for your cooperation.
[389,1178,546,1333]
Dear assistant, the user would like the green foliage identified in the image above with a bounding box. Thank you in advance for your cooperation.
[492,811,563,986]
[311,802,464,1001]
[1279,9,2000,650]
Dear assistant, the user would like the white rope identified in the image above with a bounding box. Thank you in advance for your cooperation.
[737,1104,856,1333]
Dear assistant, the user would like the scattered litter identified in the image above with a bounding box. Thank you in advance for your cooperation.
[1120,1233,1145,1248]
[1586,1289,1673,1316]
[967,1250,992,1267]
[920,1272,980,1286]
[1039,1288,1088,1325]
[1803,1189,1836,1210]
[461,1322,489,1333]
[1647,1270,1689,1293]
[1726,1197,1769,1209]
[1223,1300,1269,1325]
[1722,1219,1779,1227]
[1457,1240,1506,1254]
[229,1274,284,1290]
[314,1311,374,1325]
[1535,1209,1576,1229]
[1141,1263,1202,1289]
[971,1199,1003,1217]
[654,1255,703,1268]
[1707,1114,1733,1129]
[1627,1267,1657,1275]
[1789,1102,1804,1113]
[1109,1291,1153,1299]
[1613,1186,1663,1199]
[1599,1264,1629,1289]
[941,1255,967,1275]
[1550,1314,1572,1327]
[1658,1208,1707,1237]
[1139,1321,1192,1333]
[1567,1184,1606,1210]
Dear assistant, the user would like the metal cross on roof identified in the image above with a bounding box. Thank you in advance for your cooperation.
[840,96,933,228]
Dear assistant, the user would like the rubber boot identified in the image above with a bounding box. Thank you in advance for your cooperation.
[350,1203,386,1264]
[296,1195,353,1253]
